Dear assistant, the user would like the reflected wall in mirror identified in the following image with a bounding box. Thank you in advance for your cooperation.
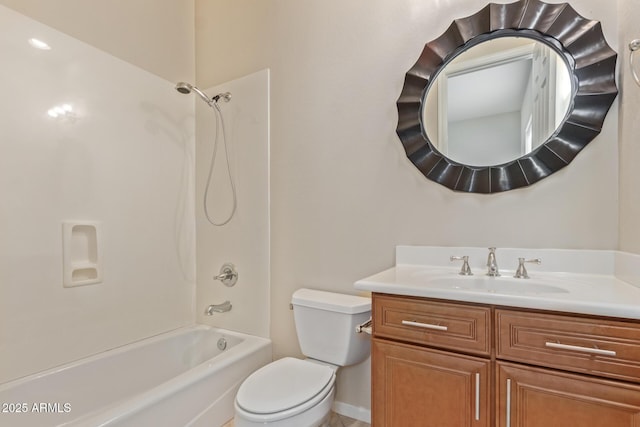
[397,0,618,193]
[423,37,572,167]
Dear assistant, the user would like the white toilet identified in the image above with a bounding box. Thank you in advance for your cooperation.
[234,288,371,427]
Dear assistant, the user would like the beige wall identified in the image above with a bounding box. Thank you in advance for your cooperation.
[619,0,640,254]
[0,0,194,83]
[196,0,621,411]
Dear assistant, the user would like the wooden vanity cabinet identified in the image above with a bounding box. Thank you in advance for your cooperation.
[371,293,640,427]
[372,294,492,426]
[495,308,640,427]
[496,362,640,427]
[372,338,491,427]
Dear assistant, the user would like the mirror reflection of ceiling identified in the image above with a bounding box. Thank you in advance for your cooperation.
[423,37,572,167]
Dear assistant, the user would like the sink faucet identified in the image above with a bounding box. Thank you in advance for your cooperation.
[486,247,500,277]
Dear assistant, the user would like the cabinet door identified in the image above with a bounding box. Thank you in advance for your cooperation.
[372,338,490,427]
[497,362,640,427]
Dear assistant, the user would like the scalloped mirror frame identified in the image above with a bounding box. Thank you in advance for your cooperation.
[397,0,618,193]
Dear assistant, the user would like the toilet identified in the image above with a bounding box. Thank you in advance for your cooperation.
[234,288,371,427]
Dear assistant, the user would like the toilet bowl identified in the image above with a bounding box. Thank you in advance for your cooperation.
[234,289,371,427]
[234,358,336,427]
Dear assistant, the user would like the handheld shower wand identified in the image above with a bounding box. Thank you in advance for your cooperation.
[175,82,231,105]
[175,81,236,226]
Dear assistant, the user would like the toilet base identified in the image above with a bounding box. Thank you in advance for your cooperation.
[234,385,335,427]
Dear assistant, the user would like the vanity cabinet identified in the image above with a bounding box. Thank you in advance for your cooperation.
[371,293,640,427]
[495,308,640,427]
[496,362,640,427]
[372,294,492,426]
[372,339,490,427]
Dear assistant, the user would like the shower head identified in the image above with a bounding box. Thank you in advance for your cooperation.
[175,82,231,105]
[175,82,192,94]
[175,82,213,105]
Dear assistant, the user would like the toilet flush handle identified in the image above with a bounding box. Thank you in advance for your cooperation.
[356,318,372,335]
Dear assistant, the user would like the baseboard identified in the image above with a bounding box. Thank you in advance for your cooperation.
[332,401,371,424]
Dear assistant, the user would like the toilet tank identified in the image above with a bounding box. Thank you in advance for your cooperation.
[291,288,371,366]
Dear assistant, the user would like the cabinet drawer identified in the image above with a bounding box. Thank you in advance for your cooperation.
[496,309,640,383]
[373,294,491,356]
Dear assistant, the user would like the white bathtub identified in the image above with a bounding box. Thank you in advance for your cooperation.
[0,325,271,427]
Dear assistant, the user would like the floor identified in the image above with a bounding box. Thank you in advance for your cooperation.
[222,412,370,426]
[327,412,371,427]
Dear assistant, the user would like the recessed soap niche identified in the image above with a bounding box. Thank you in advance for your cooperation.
[62,222,102,287]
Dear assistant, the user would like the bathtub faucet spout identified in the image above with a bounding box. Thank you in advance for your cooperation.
[206,301,232,315]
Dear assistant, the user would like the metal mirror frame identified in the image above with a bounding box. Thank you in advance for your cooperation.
[397,0,618,193]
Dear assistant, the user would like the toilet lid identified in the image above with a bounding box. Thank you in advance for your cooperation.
[236,357,335,415]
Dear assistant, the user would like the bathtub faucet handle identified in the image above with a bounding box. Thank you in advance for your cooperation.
[214,263,238,287]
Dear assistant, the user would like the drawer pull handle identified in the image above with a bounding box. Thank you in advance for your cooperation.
[475,372,480,421]
[506,378,512,427]
[401,320,448,331]
[544,341,616,357]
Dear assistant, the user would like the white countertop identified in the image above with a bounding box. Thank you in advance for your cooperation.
[354,246,640,320]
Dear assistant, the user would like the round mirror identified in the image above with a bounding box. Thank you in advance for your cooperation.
[396,0,618,193]
[422,37,573,167]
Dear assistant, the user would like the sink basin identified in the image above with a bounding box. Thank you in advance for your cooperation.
[416,275,570,295]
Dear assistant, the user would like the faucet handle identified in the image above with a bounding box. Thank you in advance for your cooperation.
[214,263,238,287]
[514,258,542,279]
[450,255,473,276]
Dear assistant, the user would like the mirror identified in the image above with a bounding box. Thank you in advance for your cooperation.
[397,0,618,193]
[423,37,572,167]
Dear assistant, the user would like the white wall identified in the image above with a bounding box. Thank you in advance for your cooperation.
[196,0,620,414]
[0,0,194,83]
[448,112,522,166]
[0,5,196,384]
[195,70,270,338]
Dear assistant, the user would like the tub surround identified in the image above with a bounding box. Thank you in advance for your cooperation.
[355,246,640,319]
[195,69,270,340]
[0,0,194,83]
[0,5,195,385]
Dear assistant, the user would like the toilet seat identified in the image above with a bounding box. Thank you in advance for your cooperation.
[235,357,336,423]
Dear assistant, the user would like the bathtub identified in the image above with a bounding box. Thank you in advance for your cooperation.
[0,325,271,427]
